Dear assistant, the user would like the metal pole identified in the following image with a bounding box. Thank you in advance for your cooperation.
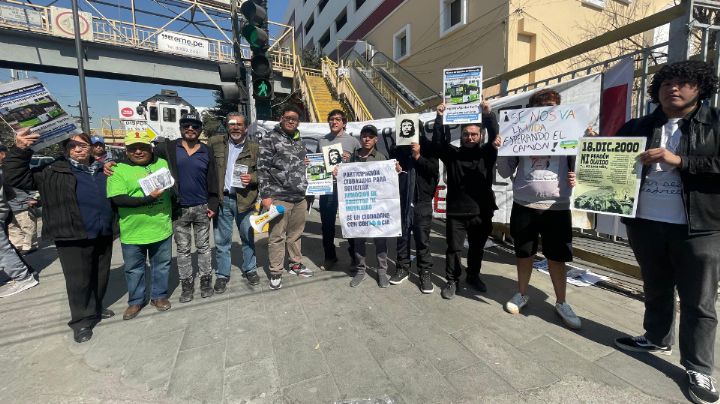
[701,27,710,62]
[231,0,243,112]
[667,0,693,63]
[131,0,137,45]
[714,36,720,107]
[638,50,649,118]
[71,0,90,134]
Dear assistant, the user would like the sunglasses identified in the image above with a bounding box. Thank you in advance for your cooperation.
[181,124,201,130]
[127,144,150,152]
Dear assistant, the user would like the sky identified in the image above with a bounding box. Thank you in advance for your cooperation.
[1,0,290,129]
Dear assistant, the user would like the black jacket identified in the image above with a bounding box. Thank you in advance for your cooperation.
[388,134,439,205]
[153,138,219,213]
[4,147,99,241]
[432,113,499,217]
[616,103,720,234]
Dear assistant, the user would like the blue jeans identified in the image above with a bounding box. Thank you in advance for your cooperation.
[213,194,256,279]
[121,236,172,306]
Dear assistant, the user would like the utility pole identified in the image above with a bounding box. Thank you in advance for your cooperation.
[70,0,91,134]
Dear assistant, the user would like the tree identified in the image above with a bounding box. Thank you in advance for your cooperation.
[301,48,323,69]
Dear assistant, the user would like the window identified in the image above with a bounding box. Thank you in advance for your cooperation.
[319,30,330,49]
[393,25,411,61]
[305,14,314,35]
[318,0,329,13]
[581,0,606,9]
[355,0,366,11]
[149,106,158,121]
[162,108,177,122]
[335,9,347,32]
[440,0,467,36]
[180,109,189,118]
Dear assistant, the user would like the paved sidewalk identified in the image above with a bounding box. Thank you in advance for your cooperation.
[0,213,713,403]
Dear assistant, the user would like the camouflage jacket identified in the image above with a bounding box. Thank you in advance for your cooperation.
[257,126,307,202]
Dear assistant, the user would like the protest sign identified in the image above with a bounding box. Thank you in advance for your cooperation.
[498,104,591,156]
[0,78,81,151]
[231,163,249,189]
[443,66,483,125]
[572,137,646,217]
[338,160,402,238]
[306,153,333,196]
[138,167,175,196]
[322,143,343,172]
[395,113,419,146]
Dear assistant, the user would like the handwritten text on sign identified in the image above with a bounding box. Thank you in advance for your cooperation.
[498,104,590,156]
[338,160,401,239]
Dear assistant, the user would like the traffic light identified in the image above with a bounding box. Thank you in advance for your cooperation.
[240,0,273,103]
[217,62,248,103]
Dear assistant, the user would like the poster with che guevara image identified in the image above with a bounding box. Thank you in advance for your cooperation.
[322,143,344,173]
[571,137,646,217]
[394,113,419,146]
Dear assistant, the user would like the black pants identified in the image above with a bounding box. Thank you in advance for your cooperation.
[320,190,353,260]
[396,202,433,273]
[55,236,113,332]
[627,219,720,374]
[445,214,492,282]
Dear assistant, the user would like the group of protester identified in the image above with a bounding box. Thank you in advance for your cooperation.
[0,60,718,404]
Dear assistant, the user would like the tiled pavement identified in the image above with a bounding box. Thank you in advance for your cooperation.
[0,213,713,403]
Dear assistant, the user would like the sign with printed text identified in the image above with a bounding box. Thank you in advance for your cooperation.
[338,160,401,239]
[443,66,483,125]
[306,153,333,195]
[157,31,209,59]
[498,104,590,156]
[50,6,93,41]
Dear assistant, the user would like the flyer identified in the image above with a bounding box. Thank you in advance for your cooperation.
[395,113,419,146]
[138,167,175,196]
[338,160,402,238]
[498,104,591,156]
[306,153,333,196]
[571,137,646,217]
[443,66,483,125]
[0,78,81,151]
[322,143,343,172]
[231,163,249,189]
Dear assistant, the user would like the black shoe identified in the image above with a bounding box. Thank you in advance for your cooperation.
[441,281,457,300]
[614,335,672,355]
[214,278,228,294]
[200,275,214,298]
[321,256,338,271]
[688,370,719,404]
[73,327,93,343]
[246,271,260,286]
[179,278,194,303]
[466,276,487,293]
[419,271,434,294]
[100,309,115,319]
[389,268,409,285]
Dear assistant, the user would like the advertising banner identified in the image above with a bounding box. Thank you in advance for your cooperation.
[158,31,209,59]
[305,153,333,196]
[443,66,483,125]
[0,78,81,150]
[572,137,646,217]
[498,104,591,156]
[338,160,401,239]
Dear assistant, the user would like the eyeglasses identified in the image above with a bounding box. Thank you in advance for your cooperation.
[282,116,299,123]
[181,124,201,130]
[127,144,150,152]
[67,141,90,150]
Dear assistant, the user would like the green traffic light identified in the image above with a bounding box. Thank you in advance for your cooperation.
[241,25,268,49]
[253,79,272,100]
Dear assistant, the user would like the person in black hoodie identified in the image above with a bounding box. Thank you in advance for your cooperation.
[433,102,499,300]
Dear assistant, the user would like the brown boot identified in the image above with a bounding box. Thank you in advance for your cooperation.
[123,304,143,320]
[151,298,171,311]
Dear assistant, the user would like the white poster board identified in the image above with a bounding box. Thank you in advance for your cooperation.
[443,66,483,125]
[157,31,209,59]
[322,144,343,172]
[498,104,590,156]
[306,153,333,195]
[338,160,402,238]
[395,113,419,146]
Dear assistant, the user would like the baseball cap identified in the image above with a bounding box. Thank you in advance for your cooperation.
[90,136,105,145]
[360,124,378,136]
[124,129,153,146]
[179,113,203,127]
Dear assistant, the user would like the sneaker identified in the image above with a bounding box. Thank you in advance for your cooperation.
[389,268,409,285]
[377,270,390,288]
[246,271,260,286]
[688,370,719,404]
[555,302,582,329]
[200,275,214,298]
[214,278,228,294]
[419,272,434,294]
[350,270,366,287]
[269,274,283,290]
[288,262,313,278]
[0,275,38,298]
[614,335,672,355]
[179,278,194,303]
[441,281,457,300]
[466,276,487,293]
[320,256,338,271]
[505,292,529,314]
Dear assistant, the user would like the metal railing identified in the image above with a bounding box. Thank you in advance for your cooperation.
[294,54,319,122]
[346,52,415,113]
[321,57,373,121]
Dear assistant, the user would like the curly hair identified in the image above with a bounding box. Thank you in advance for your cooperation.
[529,89,561,107]
[649,60,719,103]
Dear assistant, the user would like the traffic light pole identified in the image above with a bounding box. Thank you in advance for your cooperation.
[231,0,244,113]
[255,0,272,121]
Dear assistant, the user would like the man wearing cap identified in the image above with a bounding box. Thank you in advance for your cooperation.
[90,136,110,163]
[208,112,260,292]
[107,130,173,320]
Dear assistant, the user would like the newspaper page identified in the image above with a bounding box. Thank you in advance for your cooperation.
[231,163,249,189]
[571,137,646,217]
[0,78,81,150]
[443,66,483,125]
[138,167,175,196]
[306,153,333,196]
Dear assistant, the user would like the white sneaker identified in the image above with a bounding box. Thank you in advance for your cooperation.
[505,292,529,314]
[0,275,39,298]
[269,274,282,290]
[555,302,582,329]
